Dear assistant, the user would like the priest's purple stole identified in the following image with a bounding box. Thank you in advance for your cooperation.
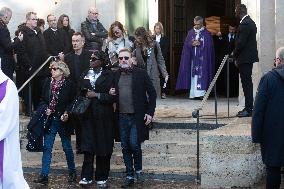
[0,80,8,184]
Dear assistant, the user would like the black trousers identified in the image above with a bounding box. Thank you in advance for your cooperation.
[238,63,253,111]
[70,115,81,151]
[81,152,112,181]
[266,166,281,189]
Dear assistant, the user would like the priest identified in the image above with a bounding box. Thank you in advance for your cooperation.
[0,60,29,188]
[176,16,215,99]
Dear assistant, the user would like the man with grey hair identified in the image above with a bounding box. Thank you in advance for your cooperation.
[233,4,259,117]
[16,11,48,111]
[81,7,108,51]
[252,46,284,189]
[176,15,215,99]
[0,7,23,79]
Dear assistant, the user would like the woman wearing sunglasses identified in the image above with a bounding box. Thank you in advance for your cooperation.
[34,61,76,185]
[78,51,115,188]
[107,21,133,69]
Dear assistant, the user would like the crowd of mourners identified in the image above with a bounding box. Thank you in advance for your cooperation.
[0,6,169,188]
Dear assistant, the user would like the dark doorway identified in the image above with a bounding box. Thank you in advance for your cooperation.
[158,0,240,95]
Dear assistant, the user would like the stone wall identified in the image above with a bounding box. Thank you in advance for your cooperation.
[201,118,265,188]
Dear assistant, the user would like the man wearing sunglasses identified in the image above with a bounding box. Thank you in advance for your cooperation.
[110,48,156,188]
[81,7,108,51]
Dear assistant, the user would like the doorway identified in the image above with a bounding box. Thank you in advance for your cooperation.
[158,0,240,95]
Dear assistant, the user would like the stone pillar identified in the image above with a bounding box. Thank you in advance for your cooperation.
[275,0,284,49]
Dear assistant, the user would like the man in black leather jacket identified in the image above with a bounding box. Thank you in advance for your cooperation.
[81,7,108,51]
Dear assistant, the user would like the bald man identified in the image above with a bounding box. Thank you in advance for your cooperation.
[81,7,108,51]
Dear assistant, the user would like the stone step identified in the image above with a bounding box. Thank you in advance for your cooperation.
[23,165,197,181]
[22,149,197,168]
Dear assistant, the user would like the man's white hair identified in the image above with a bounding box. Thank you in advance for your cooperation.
[276,46,284,62]
[0,7,12,17]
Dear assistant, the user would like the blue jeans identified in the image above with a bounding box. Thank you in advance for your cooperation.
[119,114,142,178]
[41,118,76,176]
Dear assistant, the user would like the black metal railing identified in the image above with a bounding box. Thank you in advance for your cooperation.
[192,54,230,183]
[18,56,57,116]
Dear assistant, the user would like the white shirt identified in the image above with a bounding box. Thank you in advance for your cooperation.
[155,35,161,43]
[240,15,249,23]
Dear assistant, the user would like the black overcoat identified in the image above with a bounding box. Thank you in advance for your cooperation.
[79,69,115,155]
[113,67,157,143]
[41,77,75,136]
[252,65,284,166]
[0,20,20,79]
[233,16,259,64]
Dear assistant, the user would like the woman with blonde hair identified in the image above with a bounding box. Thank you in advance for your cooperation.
[107,21,133,68]
[153,22,169,99]
[33,61,76,185]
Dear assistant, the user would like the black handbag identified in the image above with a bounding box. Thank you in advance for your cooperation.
[70,96,91,115]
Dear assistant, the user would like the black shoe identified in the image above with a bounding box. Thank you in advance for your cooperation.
[121,178,134,188]
[68,171,77,182]
[161,93,167,99]
[34,174,48,185]
[136,172,145,183]
[236,109,252,117]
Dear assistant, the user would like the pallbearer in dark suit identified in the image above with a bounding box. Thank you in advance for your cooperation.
[233,4,259,117]
[215,24,239,97]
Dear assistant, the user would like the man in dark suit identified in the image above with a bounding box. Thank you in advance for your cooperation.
[63,32,91,154]
[0,7,23,79]
[43,14,68,57]
[233,4,259,117]
[252,46,284,189]
[215,24,239,97]
[110,48,156,188]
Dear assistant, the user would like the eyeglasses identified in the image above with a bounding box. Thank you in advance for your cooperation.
[274,57,281,62]
[118,56,130,60]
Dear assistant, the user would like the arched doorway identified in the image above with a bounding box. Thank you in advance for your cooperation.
[158,0,241,95]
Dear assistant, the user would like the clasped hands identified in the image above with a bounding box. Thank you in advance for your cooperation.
[46,108,69,122]
[192,39,200,47]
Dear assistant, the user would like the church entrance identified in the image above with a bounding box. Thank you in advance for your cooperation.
[158,0,241,96]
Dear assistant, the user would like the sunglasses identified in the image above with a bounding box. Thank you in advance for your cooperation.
[118,56,130,60]
[50,67,60,71]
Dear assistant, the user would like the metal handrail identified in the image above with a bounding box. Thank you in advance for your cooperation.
[194,54,229,112]
[192,54,229,184]
[17,56,55,93]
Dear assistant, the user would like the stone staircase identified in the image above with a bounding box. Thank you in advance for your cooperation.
[20,115,222,181]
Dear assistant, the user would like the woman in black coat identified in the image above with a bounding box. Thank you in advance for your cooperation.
[78,51,115,188]
[34,61,76,185]
[57,14,75,54]
[252,48,284,189]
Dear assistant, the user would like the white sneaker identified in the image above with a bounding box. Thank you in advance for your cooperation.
[79,178,93,185]
[97,180,107,185]
[97,180,107,188]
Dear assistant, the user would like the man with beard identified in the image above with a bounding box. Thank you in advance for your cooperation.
[110,48,156,188]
